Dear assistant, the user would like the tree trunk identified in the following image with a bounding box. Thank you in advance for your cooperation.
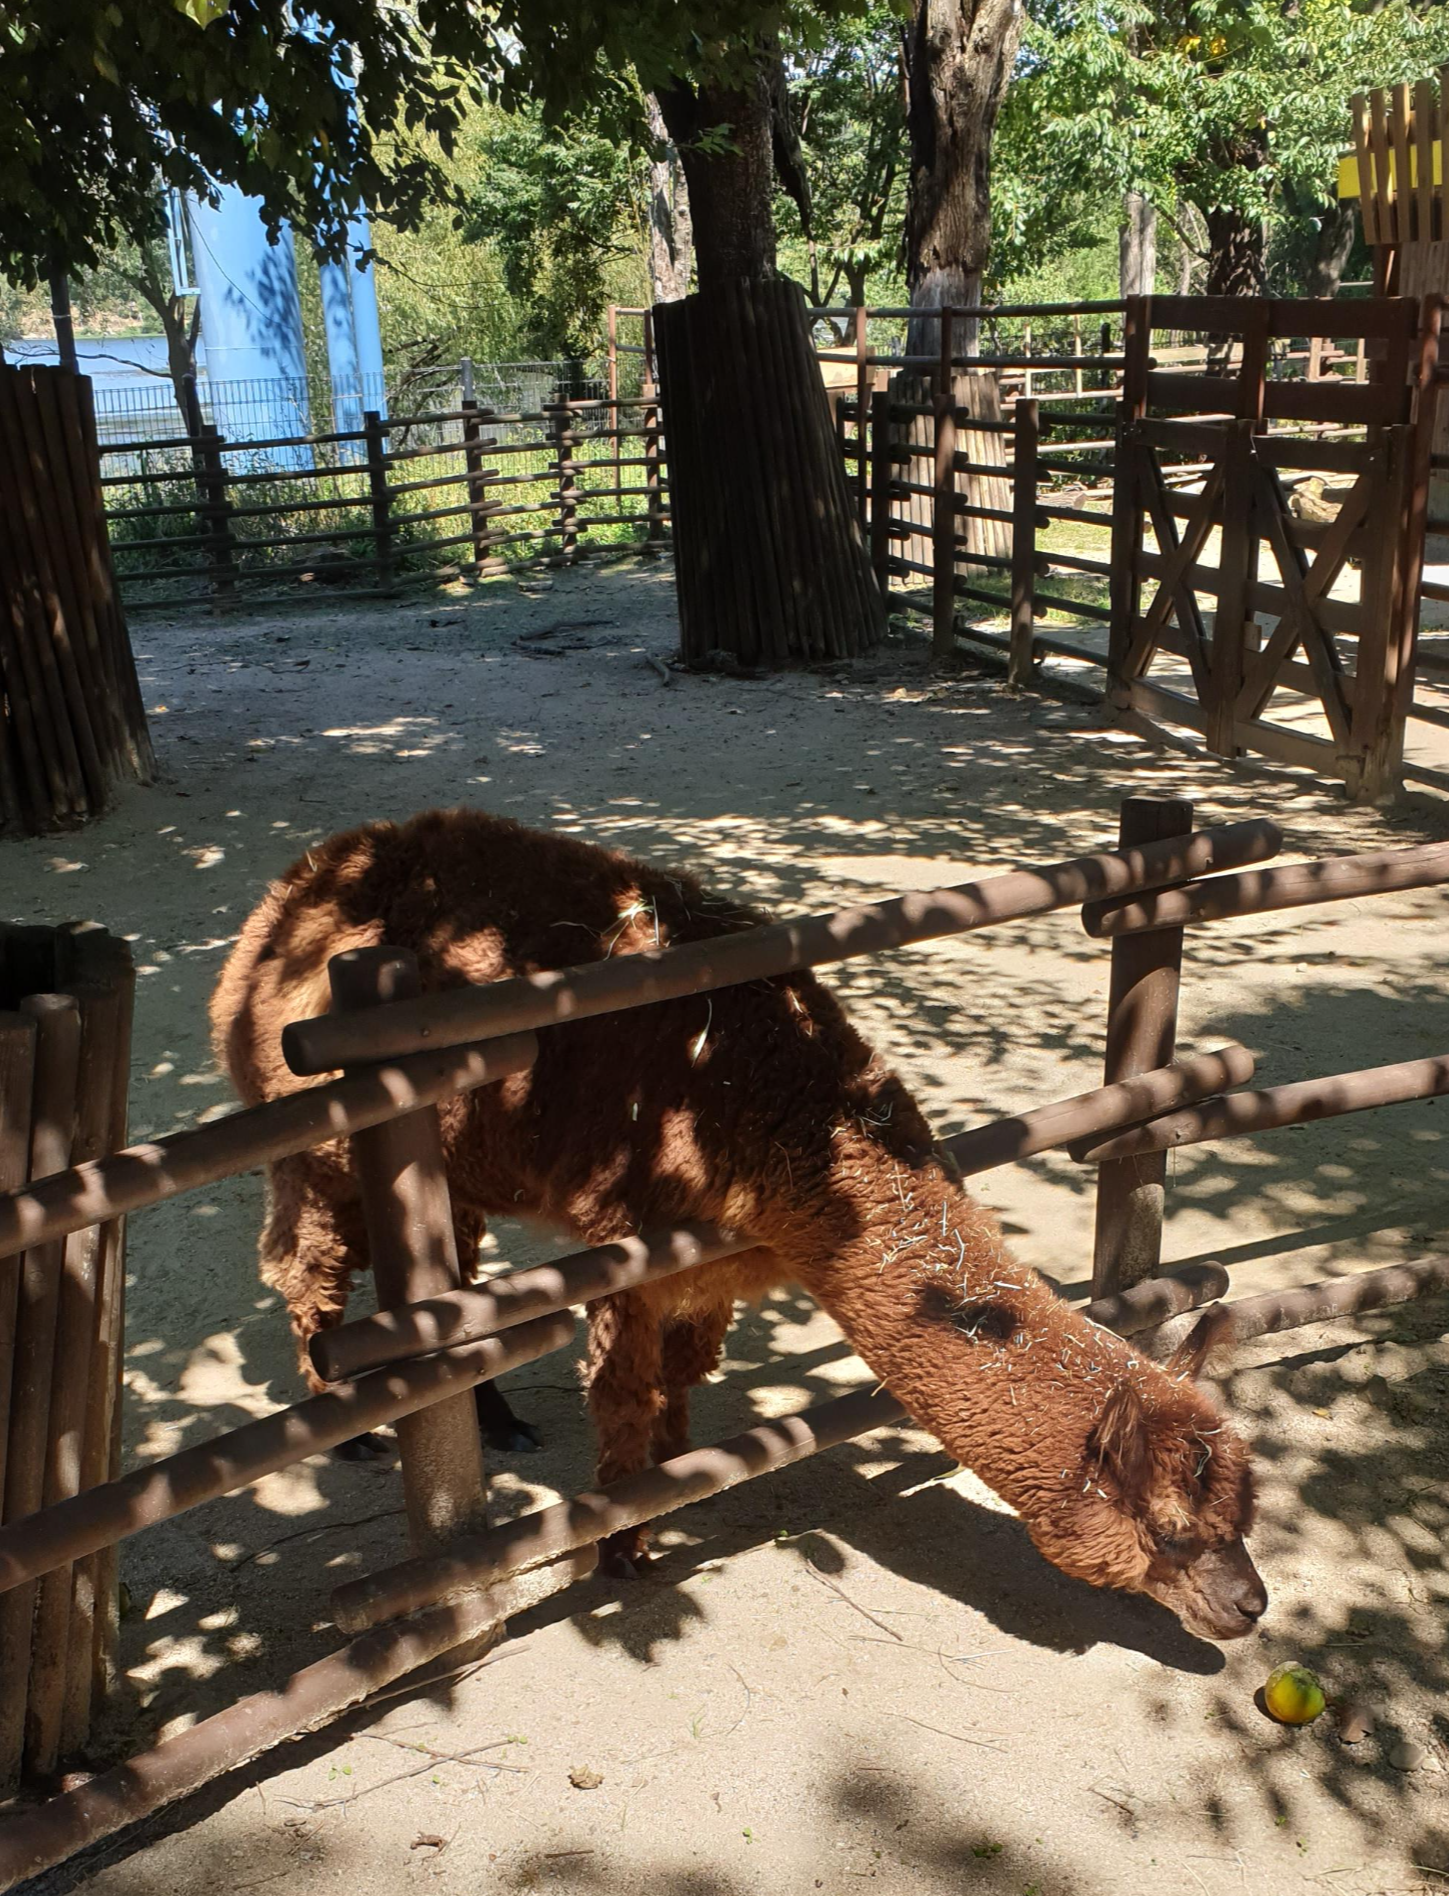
[645,93,693,304]
[901,0,1023,356]
[48,276,78,375]
[657,72,776,289]
[652,67,884,669]
[1204,206,1264,298]
[1119,192,1157,300]
[1305,202,1356,301]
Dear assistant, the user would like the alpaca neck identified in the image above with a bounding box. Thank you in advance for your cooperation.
[761,1134,1133,1522]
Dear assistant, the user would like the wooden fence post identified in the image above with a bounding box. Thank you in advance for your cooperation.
[854,305,870,527]
[1205,418,1255,759]
[1009,397,1039,686]
[195,424,236,608]
[550,400,580,564]
[932,308,958,662]
[1091,797,1192,1298]
[329,948,490,1556]
[869,389,892,592]
[363,409,394,593]
[606,306,621,515]
[1107,297,1151,698]
[641,310,666,555]
[460,398,499,572]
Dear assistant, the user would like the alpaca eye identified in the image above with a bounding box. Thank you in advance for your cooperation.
[1155,1533,1191,1558]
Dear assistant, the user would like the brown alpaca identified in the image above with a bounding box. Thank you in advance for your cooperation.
[211,809,1267,1642]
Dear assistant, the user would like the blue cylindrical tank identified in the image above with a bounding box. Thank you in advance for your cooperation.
[318,211,387,451]
[186,186,313,464]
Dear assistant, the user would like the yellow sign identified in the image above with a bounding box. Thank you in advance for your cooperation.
[1339,145,1444,198]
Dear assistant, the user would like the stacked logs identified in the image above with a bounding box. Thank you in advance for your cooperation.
[0,366,154,834]
[0,922,133,1789]
[653,277,885,668]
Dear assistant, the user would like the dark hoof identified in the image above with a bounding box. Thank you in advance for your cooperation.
[486,1418,544,1455]
[599,1532,651,1580]
[333,1430,392,1462]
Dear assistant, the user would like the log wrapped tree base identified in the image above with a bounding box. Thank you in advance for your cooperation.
[654,278,885,667]
[0,366,154,834]
[0,922,133,1790]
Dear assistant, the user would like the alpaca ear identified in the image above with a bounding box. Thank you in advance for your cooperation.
[1163,1305,1232,1383]
[1088,1382,1152,1495]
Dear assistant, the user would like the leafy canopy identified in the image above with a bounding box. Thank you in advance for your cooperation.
[994,0,1449,277]
[0,0,872,287]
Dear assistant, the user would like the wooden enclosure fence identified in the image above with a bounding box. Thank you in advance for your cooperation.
[0,922,132,1788]
[825,293,1442,801]
[3,804,1449,1879]
[0,366,154,834]
[100,381,668,615]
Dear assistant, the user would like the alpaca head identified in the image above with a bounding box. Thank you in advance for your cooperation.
[1023,1342,1265,1642]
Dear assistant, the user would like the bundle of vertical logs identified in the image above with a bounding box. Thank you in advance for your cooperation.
[0,366,154,834]
[653,278,885,668]
[0,922,133,1792]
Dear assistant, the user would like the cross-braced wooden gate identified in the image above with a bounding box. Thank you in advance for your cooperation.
[1108,295,1438,799]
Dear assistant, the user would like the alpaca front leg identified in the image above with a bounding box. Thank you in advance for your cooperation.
[585,1291,664,1576]
[452,1210,544,1454]
[653,1303,734,1465]
[260,1157,388,1461]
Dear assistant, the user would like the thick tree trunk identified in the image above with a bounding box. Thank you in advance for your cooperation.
[657,72,776,288]
[1119,192,1157,300]
[645,93,693,304]
[1204,206,1264,298]
[901,0,1023,356]
[1305,202,1356,301]
[652,67,883,669]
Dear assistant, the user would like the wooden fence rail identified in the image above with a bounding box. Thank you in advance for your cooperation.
[100,392,670,613]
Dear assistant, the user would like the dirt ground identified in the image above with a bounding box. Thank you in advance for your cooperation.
[5,556,1449,1896]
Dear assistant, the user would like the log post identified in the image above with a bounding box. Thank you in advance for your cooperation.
[460,399,499,572]
[0,995,81,1788]
[363,409,394,593]
[1090,797,1192,1298]
[642,311,666,556]
[549,401,580,564]
[932,308,958,661]
[195,424,236,609]
[1008,396,1039,686]
[869,389,893,592]
[606,305,621,515]
[854,305,870,526]
[330,948,490,1556]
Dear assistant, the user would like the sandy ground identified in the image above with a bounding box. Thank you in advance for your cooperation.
[5,555,1449,1896]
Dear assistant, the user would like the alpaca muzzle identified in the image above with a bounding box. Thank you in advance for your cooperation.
[1178,1539,1269,1640]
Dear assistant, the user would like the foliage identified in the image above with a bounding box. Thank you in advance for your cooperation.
[0,0,875,287]
[465,107,650,357]
[776,3,909,306]
[994,0,1449,289]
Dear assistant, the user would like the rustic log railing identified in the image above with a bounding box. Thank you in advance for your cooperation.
[3,806,1449,1882]
[101,389,669,614]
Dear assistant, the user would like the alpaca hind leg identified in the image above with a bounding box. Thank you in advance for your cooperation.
[585,1291,664,1576]
[455,1210,545,1454]
[260,1157,388,1460]
[653,1302,735,1465]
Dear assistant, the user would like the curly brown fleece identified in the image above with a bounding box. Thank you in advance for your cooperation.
[212,808,1263,1635]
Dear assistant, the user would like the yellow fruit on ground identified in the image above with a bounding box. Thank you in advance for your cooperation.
[1264,1663,1327,1725]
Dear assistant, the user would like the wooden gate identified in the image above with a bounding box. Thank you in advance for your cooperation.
[1107,295,1435,799]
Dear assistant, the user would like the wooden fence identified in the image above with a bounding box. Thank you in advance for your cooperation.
[101,374,667,615]
[3,803,1449,1879]
[826,293,1441,800]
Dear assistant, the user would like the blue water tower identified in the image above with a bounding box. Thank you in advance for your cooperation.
[317,210,388,453]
